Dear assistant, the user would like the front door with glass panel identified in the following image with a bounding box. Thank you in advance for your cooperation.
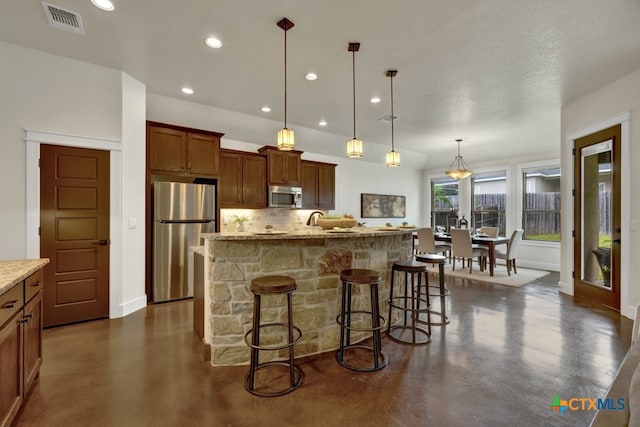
[573,125,621,311]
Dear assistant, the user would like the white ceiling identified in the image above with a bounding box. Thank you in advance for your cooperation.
[2,0,640,169]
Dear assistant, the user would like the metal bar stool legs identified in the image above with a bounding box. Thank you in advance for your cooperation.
[387,260,431,345]
[416,254,450,326]
[244,275,304,397]
[336,269,388,372]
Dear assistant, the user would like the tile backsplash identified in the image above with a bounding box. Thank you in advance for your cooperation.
[220,208,328,232]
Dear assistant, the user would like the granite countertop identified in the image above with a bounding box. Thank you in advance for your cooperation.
[0,259,50,296]
[203,227,415,241]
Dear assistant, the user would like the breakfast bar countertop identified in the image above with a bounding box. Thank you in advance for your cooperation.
[0,258,50,296]
[203,227,414,241]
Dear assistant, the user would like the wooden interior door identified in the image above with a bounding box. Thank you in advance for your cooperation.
[40,144,110,327]
[573,125,621,311]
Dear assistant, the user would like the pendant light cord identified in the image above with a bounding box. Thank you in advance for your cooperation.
[284,28,288,128]
[390,73,395,151]
[352,49,356,138]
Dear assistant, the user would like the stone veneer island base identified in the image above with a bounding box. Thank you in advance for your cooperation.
[201,228,413,366]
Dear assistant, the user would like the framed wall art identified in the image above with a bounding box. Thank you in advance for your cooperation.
[361,193,406,218]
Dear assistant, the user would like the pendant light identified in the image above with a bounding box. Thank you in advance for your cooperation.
[445,139,473,179]
[385,69,400,167]
[276,18,295,151]
[346,42,363,158]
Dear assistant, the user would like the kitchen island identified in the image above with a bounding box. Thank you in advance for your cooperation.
[200,228,413,366]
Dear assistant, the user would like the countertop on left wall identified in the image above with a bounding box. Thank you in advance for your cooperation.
[0,259,50,296]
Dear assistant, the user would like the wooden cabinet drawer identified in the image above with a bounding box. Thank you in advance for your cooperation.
[25,270,43,303]
[0,284,23,328]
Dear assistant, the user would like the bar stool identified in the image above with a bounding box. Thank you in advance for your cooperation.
[336,269,388,372]
[244,275,304,397]
[387,260,431,345]
[415,254,450,326]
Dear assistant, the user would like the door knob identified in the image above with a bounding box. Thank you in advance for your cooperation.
[93,240,109,246]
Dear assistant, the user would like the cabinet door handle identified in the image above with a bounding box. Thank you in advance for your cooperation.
[2,300,18,309]
[92,240,110,246]
[32,281,41,287]
[21,313,33,323]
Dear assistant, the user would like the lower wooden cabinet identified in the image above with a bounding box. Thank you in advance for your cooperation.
[0,269,43,427]
[0,307,23,427]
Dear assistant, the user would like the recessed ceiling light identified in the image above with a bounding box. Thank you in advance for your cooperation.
[318,120,327,126]
[91,0,114,11]
[261,106,271,113]
[370,96,381,104]
[205,37,222,49]
[305,72,318,81]
[181,87,194,95]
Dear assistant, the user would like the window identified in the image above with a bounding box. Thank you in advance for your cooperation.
[431,177,458,231]
[522,166,560,241]
[472,171,506,235]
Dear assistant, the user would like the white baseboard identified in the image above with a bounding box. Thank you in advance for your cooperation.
[115,295,147,318]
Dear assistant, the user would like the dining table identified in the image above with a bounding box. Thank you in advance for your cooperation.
[434,233,509,277]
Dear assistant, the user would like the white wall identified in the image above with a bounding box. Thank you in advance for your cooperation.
[1,42,147,318]
[118,74,147,315]
[561,66,640,319]
[0,41,121,260]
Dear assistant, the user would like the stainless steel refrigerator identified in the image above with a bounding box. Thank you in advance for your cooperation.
[153,181,216,303]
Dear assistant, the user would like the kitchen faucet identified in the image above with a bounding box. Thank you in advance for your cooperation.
[306,211,324,226]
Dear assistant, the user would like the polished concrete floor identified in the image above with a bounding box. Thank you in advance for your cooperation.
[16,272,632,427]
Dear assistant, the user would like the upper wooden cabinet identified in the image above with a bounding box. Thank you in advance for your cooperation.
[301,160,336,209]
[147,122,222,177]
[258,146,302,186]
[219,149,267,208]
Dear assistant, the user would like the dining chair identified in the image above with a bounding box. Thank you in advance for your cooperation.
[494,229,524,276]
[450,228,487,274]
[416,228,450,259]
[480,226,499,237]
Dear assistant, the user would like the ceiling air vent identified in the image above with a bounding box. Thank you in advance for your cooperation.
[42,2,85,34]
[378,114,399,123]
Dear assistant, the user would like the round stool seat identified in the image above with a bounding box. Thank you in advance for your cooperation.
[392,260,428,273]
[415,254,446,264]
[251,275,297,293]
[340,269,381,284]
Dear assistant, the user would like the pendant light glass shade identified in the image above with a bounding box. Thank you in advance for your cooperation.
[277,128,295,151]
[386,150,401,167]
[277,18,295,151]
[346,42,363,158]
[347,138,363,158]
[445,139,472,179]
[385,69,400,167]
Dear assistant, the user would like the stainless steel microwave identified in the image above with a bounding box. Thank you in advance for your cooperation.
[268,185,302,208]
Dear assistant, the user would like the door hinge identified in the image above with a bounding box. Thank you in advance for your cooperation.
[38,158,41,167]
[38,226,41,236]
[572,189,575,197]
[572,271,575,278]
[572,148,576,156]
[572,230,575,238]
